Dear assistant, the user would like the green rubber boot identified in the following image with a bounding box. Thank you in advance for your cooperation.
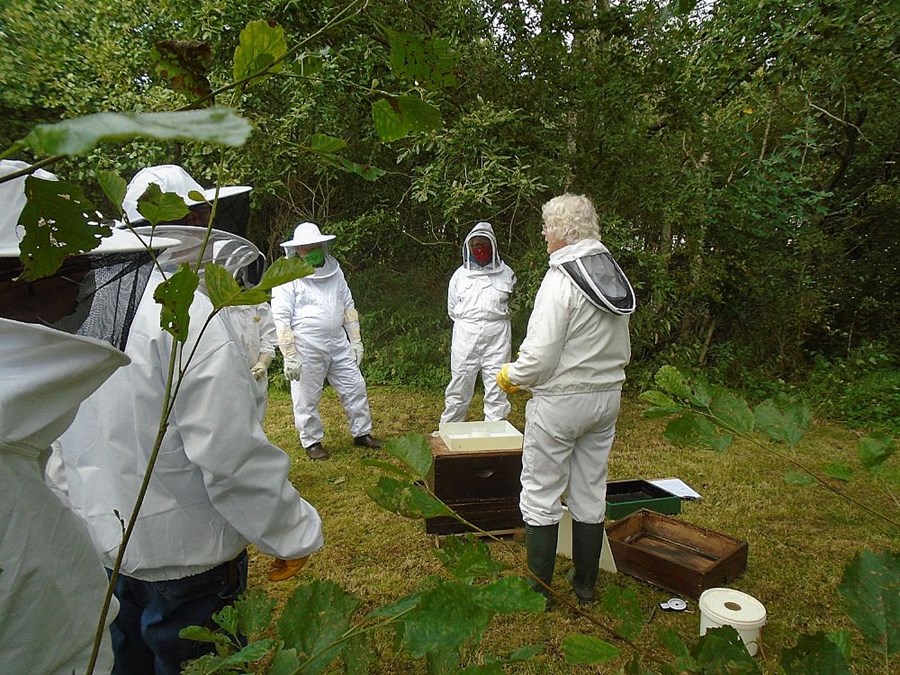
[525,523,559,603]
[570,520,605,604]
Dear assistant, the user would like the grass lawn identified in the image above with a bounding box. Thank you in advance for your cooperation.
[252,385,899,673]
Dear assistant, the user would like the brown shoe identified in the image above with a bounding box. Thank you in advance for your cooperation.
[353,434,381,449]
[267,557,309,582]
[305,442,329,460]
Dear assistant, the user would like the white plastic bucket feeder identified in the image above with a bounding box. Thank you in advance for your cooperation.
[698,587,767,656]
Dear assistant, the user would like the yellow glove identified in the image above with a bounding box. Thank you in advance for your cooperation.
[496,364,521,394]
[267,556,310,582]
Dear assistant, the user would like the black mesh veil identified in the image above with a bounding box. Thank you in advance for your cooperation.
[0,251,157,351]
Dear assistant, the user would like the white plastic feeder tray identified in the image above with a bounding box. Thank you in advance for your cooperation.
[438,420,524,453]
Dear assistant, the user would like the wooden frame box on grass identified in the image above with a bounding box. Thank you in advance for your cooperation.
[425,433,524,536]
[606,509,748,599]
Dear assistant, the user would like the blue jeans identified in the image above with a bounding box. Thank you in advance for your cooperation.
[109,550,248,675]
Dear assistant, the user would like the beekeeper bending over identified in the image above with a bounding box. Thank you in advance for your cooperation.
[497,193,635,605]
[441,221,516,424]
[272,221,381,460]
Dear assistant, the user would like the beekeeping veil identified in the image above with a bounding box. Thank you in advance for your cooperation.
[132,224,262,289]
[280,221,338,279]
[558,251,636,315]
[462,221,502,272]
[0,160,179,350]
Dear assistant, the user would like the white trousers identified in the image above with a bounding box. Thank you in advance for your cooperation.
[519,390,621,526]
[441,319,511,423]
[290,341,372,447]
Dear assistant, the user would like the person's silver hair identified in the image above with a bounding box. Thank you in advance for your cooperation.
[541,193,600,244]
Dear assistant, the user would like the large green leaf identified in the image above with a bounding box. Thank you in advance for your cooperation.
[309,133,347,154]
[600,584,643,640]
[178,625,231,648]
[371,96,441,143]
[233,20,287,83]
[435,534,505,582]
[823,462,853,482]
[654,365,693,401]
[266,648,301,675]
[218,639,276,668]
[366,590,422,620]
[372,98,407,143]
[151,40,212,100]
[342,633,376,675]
[858,433,896,469]
[154,264,199,342]
[838,550,900,654]
[386,30,458,89]
[561,634,620,665]
[664,412,732,451]
[96,170,127,216]
[367,476,453,519]
[784,471,816,486]
[212,603,238,636]
[780,631,852,674]
[204,262,243,310]
[235,587,276,639]
[22,108,252,156]
[753,394,811,446]
[254,256,313,292]
[639,390,683,418]
[475,576,545,614]
[383,433,433,479]
[709,385,754,434]
[691,626,759,673]
[276,580,359,675]
[18,176,108,280]
[134,183,189,226]
[399,580,491,657]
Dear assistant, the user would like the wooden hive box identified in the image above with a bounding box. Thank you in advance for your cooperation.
[606,510,748,599]
[424,434,524,536]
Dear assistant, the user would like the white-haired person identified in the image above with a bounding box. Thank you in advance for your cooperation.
[497,193,636,605]
[440,221,516,424]
[271,221,381,460]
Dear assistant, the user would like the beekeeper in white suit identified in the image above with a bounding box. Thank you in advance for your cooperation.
[125,165,277,423]
[0,159,179,674]
[441,221,516,424]
[496,193,635,606]
[56,167,324,673]
[272,221,381,460]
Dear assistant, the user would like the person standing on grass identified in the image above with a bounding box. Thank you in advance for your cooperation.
[271,221,381,461]
[54,166,325,674]
[441,221,516,424]
[0,159,179,674]
[497,193,635,605]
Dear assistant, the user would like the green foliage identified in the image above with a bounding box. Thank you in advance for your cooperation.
[435,534,505,582]
[153,264,200,341]
[133,183,190,226]
[382,432,433,480]
[385,29,458,89]
[367,475,453,519]
[20,109,252,156]
[838,550,900,655]
[599,584,644,641]
[17,177,109,280]
[753,395,812,447]
[858,433,896,470]
[780,631,852,674]
[233,20,287,84]
[95,170,127,216]
[151,40,213,101]
[560,633,619,665]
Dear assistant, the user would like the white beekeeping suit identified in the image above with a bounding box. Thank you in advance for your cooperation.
[271,222,379,460]
[0,321,124,675]
[0,159,179,674]
[441,221,517,423]
[131,224,278,424]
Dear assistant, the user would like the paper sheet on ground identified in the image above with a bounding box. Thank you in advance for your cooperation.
[648,477,702,500]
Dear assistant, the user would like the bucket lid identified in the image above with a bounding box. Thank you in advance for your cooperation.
[699,588,766,626]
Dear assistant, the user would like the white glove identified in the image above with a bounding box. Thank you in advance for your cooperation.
[344,309,363,367]
[349,340,364,366]
[250,353,273,380]
[277,327,302,381]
